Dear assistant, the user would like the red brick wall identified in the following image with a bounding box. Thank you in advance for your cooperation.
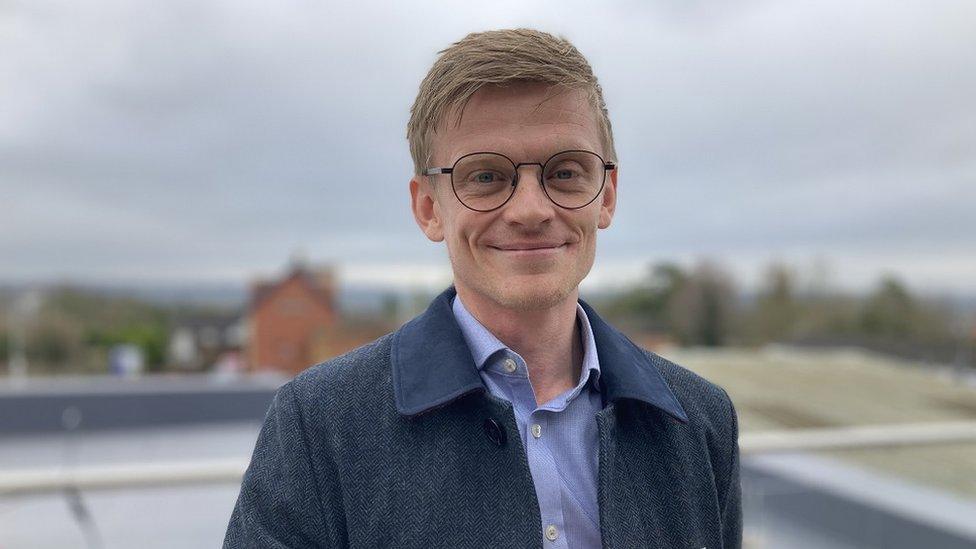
[249,276,336,375]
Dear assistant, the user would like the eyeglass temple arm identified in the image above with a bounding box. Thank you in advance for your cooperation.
[423,167,453,176]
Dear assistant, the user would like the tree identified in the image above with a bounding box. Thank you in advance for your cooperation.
[25,315,83,372]
[755,263,799,342]
[605,262,688,332]
[0,330,9,364]
[860,275,915,338]
[670,261,737,347]
[87,324,169,371]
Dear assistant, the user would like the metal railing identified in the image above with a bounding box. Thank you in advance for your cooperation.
[3,420,976,497]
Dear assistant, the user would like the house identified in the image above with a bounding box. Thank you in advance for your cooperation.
[168,312,247,371]
[247,263,339,375]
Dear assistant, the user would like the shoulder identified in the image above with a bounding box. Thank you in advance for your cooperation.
[641,348,731,413]
[637,348,743,532]
[286,332,397,420]
[635,347,740,490]
[641,348,738,440]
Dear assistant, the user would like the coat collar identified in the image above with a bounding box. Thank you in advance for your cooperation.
[391,286,688,423]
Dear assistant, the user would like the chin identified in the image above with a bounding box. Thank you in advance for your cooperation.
[481,274,580,312]
[449,244,594,312]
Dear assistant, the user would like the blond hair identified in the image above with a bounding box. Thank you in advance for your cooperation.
[407,28,616,175]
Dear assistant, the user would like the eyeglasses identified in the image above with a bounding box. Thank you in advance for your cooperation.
[424,150,616,212]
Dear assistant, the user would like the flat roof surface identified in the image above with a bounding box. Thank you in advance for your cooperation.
[663,345,976,500]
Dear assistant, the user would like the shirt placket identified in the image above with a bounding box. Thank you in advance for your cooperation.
[503,358,571,549]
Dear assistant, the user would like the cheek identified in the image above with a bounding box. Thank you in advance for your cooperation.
[441,213,478,255]
[575,210,602,237]
[454,212,493,243]
[434,197,462,239]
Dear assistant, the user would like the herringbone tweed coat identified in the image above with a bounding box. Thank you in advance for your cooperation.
[224,287,741,548]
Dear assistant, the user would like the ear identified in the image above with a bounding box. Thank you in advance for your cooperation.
[598,167,618,229]
[410,175,445,242]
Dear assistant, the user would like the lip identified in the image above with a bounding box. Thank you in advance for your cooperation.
[487,242,570,256]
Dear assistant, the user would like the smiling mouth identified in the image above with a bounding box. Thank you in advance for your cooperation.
[488,243,569,253]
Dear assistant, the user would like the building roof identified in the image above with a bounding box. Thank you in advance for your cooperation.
[250,264,335,313]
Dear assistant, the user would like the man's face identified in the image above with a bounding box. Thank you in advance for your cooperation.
[410,81,617,311]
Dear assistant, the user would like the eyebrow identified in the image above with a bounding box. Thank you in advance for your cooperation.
[441,143,599,165]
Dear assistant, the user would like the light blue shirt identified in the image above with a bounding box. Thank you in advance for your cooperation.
[452,296,603,549]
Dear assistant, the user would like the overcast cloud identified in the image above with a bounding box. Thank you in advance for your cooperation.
[2,0,974,294]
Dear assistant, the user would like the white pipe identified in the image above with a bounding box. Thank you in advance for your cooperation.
[740,420,976,454]
[2,421,975,496]
[0,458,248,496]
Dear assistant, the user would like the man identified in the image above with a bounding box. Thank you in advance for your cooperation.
[225,28,741,549]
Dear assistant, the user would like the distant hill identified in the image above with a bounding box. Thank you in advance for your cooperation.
[0,281,437,315]
[3,279,975,316]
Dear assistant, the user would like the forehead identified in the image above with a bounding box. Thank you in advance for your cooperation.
[432,82,603,165]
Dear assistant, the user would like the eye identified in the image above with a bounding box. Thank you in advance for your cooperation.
[475,172,497,183]
[547,165,582,181]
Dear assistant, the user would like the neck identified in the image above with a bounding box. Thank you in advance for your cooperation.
[456,285,583,405]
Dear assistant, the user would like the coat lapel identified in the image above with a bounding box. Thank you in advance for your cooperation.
[390,286,705,548]
[391,286,688,423]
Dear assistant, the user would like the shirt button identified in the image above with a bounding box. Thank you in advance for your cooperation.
[503,358,517,373]
[545,524,559,541]
[531,423,542,438]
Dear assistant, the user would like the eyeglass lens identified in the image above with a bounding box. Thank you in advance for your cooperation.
[451,151,606,211]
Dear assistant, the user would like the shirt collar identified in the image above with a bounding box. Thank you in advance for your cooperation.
[391,286,688,423]
[450,293,601,391]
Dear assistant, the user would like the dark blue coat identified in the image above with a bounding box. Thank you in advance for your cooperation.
[224,287,741,548]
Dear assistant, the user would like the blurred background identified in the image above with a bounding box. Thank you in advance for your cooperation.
[2,1,975,547]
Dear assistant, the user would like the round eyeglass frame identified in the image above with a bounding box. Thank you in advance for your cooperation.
[423,149,617,212]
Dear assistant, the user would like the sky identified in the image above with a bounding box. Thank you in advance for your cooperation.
[2,0,975,296]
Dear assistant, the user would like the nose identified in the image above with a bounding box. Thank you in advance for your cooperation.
[502,165,555,227]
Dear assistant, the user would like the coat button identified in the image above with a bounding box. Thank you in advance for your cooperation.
[483,418,506,446]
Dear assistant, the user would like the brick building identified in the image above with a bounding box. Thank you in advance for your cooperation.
[247,264,338,375]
